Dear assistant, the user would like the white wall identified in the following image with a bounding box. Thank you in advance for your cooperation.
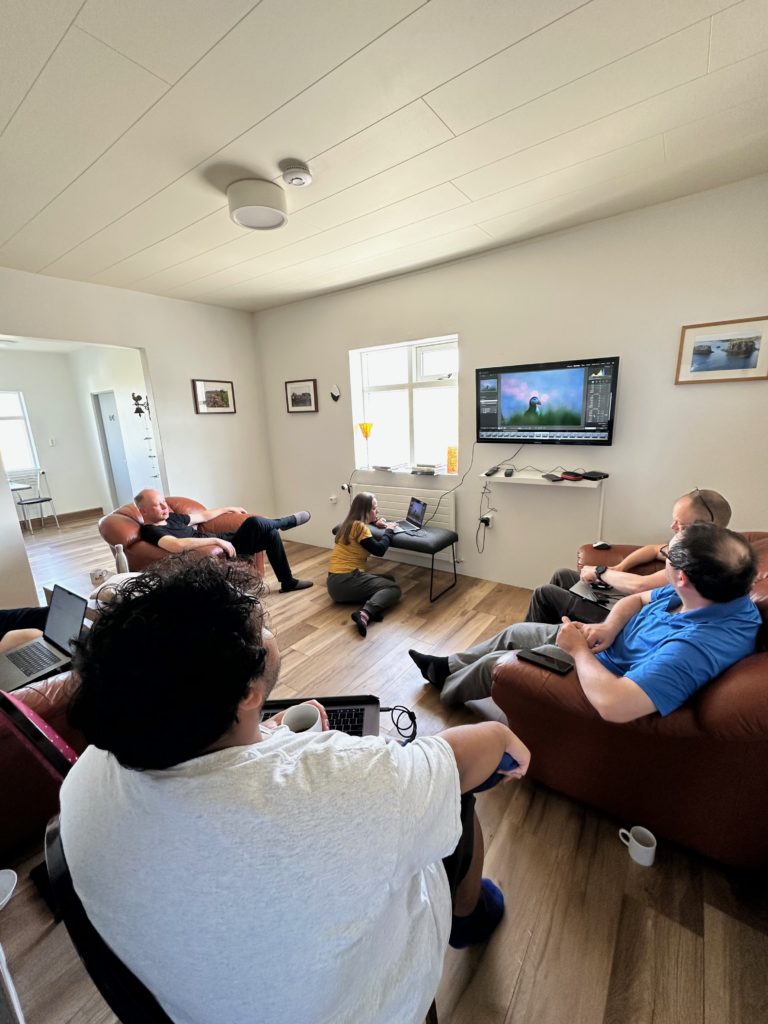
[68,345,160,512]
[253,174,768,588]
[0,271,274,514]
[0,348,103,515]
[0,452,37,606]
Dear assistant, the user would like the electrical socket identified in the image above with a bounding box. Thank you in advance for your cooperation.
[340,483,350,492]
[479,512,495,528]
[329,495,337,504]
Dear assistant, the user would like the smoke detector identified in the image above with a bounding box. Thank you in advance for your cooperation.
[281,162,313,187]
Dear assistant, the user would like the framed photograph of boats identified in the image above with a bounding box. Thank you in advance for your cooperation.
[675,316,768,385]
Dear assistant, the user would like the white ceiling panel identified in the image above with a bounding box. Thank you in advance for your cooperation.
[75,0,259,83]
[0,0,424,271]
[0,0,767,311]
[0,27,167,244]
[426,0,730,135]
[0,0,82,133]
[49,99,452,283]
[710,0,768,70]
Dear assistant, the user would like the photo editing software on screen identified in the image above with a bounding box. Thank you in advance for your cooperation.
[476,356,619,445]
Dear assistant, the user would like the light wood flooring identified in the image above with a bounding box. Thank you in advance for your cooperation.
[3,517,768,1023]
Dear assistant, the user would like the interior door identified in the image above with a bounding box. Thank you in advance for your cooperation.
[93,392,133,507]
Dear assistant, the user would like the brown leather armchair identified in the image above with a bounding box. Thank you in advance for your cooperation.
[491,532,768,868]
[98,496,265,575]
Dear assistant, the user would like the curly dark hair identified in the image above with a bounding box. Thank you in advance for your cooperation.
[69,557,268,770]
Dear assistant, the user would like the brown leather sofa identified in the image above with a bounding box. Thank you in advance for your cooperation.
[98,496,265,575]
[491,532,768,868]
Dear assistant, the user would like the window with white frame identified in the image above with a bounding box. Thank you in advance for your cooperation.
[349,335,458,470]
[0,391,38,472]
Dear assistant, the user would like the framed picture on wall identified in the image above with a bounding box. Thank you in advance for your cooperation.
[675,316,768,385]
[285,379,318,413]
[192,379,236,414]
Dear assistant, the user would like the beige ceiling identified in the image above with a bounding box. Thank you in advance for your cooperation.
[2,0,768,313]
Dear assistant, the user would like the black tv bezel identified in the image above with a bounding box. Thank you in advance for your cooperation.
[475,356,619,446]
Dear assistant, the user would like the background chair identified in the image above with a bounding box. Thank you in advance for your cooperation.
[98,496,264,574]
[9,470,59,534]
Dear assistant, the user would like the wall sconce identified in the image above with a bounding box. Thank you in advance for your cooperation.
[132,393,151,419]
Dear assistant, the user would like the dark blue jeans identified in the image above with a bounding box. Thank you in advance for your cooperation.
[0,606,48,641]
[219,515,297,587]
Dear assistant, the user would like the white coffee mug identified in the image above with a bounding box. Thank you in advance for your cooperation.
[282,703,322,734]
[619,825,657,866]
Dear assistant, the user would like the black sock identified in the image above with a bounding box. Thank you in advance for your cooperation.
[351,610,369,637]
[408,649,450,690]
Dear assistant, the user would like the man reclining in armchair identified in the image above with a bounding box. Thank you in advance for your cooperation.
[410,523,759,723]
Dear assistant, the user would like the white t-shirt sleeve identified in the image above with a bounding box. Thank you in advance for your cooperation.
[388,735,462,878]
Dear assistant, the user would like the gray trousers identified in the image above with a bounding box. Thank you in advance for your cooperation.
[326,570,401,619]
[441,622,564,706]
[524,568,611,625]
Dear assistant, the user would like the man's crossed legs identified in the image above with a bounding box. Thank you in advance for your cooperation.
[410,622,567,705]
[220,512,313,593]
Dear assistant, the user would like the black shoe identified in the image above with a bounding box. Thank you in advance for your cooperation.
[279,579,313,593]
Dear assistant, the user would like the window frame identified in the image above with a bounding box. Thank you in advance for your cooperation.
[350,334,458,469]
[0,390,39,473]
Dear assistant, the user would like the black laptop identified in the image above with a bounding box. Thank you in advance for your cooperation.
[0,585,87,692]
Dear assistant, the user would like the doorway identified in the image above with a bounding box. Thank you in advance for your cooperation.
[93,391,133,508]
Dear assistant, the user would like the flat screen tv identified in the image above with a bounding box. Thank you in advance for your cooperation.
[476,356,619,446]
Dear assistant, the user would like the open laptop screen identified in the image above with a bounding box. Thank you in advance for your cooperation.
[406,498,426,526]
[44,586,88,654]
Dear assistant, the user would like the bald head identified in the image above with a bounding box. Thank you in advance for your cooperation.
[135,489,170,524]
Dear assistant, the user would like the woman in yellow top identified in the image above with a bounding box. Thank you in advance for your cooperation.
[327,492,401,637]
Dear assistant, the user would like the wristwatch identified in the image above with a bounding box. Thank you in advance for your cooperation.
[594,565,608,578]
[592,565,609,590]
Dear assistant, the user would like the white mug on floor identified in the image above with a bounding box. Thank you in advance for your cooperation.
[619,825,657,866]
[282,703,322,734]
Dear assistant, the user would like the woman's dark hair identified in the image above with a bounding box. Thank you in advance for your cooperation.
[336,492,375,545]
[69,557,267,770]
[667,523,757,603]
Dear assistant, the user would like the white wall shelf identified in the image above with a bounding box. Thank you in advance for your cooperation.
[478,472,603,489]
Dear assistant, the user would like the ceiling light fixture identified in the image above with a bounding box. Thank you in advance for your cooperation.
[227,179,287,230]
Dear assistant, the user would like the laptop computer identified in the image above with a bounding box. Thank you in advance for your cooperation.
[0,585,87,692]
[261,695,380,736]
[392,496,427,535]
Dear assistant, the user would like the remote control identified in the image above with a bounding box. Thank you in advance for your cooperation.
[484,465,500,476]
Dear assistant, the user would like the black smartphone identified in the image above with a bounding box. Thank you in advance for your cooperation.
[542,473,563,482]
[516,649,573,674]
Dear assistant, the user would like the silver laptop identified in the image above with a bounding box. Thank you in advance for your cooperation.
[393,496,427,535]
[261,695,380,736]
[0,586,87,692]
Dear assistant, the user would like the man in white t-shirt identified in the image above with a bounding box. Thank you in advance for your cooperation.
[60,557,531,1024]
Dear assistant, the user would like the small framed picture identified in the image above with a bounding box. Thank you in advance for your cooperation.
[192,379,236,414]
[285,379,318,413]
[675,316,768,385]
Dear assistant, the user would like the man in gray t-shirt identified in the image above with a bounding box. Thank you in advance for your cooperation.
[60,558,531,1024]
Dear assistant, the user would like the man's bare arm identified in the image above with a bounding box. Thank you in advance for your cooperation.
[188,506,247,526]
[612,543,663,572]
[438,721,531,792]
[581,565,667,594]
[157,536,236,557]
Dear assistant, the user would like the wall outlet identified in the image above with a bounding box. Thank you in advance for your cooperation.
[340,483,350,492]
[329,494,337,504]
[479,512,495,528]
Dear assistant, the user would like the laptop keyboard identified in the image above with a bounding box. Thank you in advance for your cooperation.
[263,706,366,736]
[7,643,61,676]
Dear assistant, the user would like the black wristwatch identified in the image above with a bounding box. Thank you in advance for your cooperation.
[594,565,608,578]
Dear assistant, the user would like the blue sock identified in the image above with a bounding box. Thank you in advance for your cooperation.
[449,878,505,949]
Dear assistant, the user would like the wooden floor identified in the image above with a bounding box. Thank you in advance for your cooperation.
[3,517,768,1023]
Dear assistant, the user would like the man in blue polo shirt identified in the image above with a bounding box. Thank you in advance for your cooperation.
[409,523,759,722]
